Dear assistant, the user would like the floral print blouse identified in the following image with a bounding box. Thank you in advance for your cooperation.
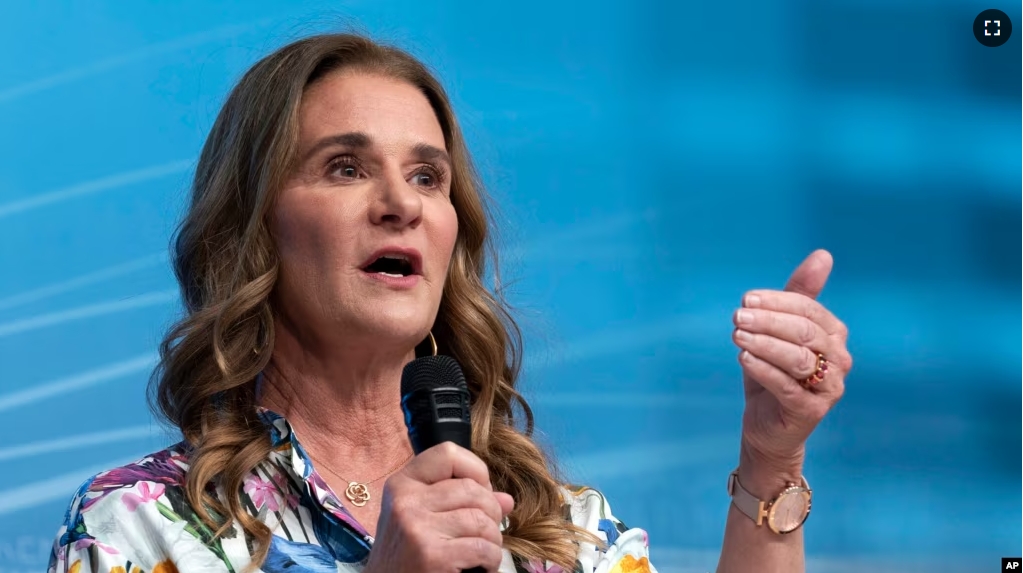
[48,408,656,573]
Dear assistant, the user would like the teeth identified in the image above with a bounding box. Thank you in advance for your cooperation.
[377,272,404,278]
[380,254,409,261]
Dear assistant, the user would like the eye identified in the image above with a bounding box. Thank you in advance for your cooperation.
[411,165,445,189]
[326,155,362,180]
[412,172,433,186]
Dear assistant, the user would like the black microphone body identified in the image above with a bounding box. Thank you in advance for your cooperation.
[400,355,484,573]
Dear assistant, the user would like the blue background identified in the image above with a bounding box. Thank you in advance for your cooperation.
[0,2,1019,572]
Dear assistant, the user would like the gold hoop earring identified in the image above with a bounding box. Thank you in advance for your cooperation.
[415,331,438,358]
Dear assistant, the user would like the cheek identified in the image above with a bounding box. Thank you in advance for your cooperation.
[275,208,320,267]
[432,202,459,265]
[274,193,359,274]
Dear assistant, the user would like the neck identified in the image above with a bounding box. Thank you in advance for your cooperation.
[258,315,416,483]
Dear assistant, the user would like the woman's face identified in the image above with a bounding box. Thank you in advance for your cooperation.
[273,71,458,352]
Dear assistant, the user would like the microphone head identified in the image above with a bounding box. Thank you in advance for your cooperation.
[400,355,472,453]
[401,354,468,397]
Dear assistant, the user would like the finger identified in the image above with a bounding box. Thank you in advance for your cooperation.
[733,308,830,351]
[739,350,813,402]
[783,249,833,299]
[740,348,843,402]
[742,290,847,338]
[434,508,504,547]
[407,442,492,489]
[733,330,821,382]
[493,492,515,517]
[422,479,504,524]
[441,538,504,572]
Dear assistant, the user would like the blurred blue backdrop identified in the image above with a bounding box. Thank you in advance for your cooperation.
[0,1,1019,572]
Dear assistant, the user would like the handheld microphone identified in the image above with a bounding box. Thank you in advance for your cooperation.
[401,355,473,453]
[400,355,483,573]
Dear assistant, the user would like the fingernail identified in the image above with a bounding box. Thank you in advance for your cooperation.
[736,310,754,325]
[744,294,761,308]
[741,350,754,363]
[735,329,753,342]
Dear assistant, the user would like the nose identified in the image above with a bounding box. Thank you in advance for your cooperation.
[368,168,423,229]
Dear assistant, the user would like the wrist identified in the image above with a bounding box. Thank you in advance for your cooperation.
[737,443,804,498]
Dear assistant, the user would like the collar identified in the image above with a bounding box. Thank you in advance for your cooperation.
[256,405,374,547]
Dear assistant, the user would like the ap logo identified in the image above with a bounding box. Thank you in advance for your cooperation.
[1004,557,1022,570]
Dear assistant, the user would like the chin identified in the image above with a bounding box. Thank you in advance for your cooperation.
[355,307,434,346]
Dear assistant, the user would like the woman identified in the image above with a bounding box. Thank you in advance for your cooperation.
[48,33,851,573]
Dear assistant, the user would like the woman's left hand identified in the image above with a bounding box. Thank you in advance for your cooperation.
[730,249,853,482]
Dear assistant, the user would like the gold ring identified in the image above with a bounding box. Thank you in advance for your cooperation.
[801,353,828,390]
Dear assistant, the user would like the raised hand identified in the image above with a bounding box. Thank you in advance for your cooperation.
[730,249,853,480]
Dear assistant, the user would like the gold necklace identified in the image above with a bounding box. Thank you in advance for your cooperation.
[316,451,413,507]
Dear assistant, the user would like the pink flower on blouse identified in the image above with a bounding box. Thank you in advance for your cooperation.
[521,561,565,573]
[122,482,165,512]
[272,471,299,509]
[244,474,282,512]
[73,538,118,554]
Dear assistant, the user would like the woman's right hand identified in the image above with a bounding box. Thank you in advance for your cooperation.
[364,442,516,573]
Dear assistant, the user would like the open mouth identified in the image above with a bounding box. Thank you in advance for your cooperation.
[361,251,421,278]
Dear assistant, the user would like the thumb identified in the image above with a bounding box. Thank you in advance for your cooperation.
[784,249,833,299]
[493,492,515,517]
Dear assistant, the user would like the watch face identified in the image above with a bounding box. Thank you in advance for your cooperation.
[769,489,810,533]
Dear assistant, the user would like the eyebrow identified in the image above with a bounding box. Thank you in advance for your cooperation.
[303,131,371,161]
[410,142,451,168]
[302,131,451,168]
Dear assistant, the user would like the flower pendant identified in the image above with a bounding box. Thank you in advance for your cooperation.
[345,481,371,507]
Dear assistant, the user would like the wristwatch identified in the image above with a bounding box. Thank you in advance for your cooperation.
[727,469,812,534]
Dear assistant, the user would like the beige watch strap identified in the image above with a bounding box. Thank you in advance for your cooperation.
[727,470,811,527]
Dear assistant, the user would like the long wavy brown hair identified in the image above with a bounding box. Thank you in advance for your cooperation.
[149,32,599,570]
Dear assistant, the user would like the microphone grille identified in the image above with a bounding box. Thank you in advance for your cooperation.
[401,355,468,396]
